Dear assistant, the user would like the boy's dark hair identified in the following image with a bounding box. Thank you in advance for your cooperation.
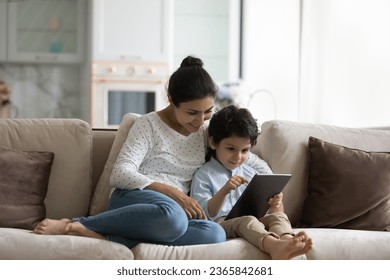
[167,56,218,106]
[207,105,259,161]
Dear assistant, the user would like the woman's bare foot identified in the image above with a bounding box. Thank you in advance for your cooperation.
[33,218,71,235]
[263,231,313,260]
[33,219,106,240]
[66,222,106,240]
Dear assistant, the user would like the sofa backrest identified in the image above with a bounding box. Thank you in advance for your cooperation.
[0,118,92,219]
[253,120,390,226]
[91,129,117,194]
[89,115,390,226]
[89,113,139,215]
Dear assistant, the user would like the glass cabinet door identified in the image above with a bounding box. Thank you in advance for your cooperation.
[174,0,240,82]
[0,2,6,60]
[92,0,171,62]
[7,0,85,63]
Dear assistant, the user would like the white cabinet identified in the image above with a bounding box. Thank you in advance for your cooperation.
[92,0,171,63]
[6,0,85,63]
[173,0,240,82]
[0,1,6,60]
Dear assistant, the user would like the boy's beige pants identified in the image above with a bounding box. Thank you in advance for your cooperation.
[218,212,294,252]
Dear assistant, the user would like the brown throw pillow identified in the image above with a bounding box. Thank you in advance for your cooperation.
[300,136,390,231]
[0,146,54,230]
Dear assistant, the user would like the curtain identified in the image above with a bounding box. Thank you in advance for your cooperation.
[299,0,390,127]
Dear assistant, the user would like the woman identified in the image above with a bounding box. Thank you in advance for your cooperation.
[33,56,226,248]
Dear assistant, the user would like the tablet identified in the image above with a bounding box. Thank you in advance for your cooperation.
[224,174,291,220]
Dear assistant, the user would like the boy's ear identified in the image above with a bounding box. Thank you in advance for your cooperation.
[208,137,216,149]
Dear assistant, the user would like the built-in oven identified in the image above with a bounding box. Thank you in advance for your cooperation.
[91,61,169,128]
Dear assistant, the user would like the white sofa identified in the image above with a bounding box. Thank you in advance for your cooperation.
[1,114,390,259]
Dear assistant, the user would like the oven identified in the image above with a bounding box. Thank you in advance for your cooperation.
[91,61,169,128]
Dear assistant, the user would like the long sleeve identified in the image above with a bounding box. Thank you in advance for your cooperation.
[190,158,250,220]
[109,116,155,190]
[190,169,215,219]
[110,112,207,193]
[245,152,273,174]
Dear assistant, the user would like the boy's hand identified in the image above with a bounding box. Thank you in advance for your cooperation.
[222,175,248,194]
[268,192,284,213]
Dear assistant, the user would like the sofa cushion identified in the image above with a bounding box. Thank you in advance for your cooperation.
[299,228,390,260]
[132,233,306,260]
[89,113,139,215]
[0,228,134,260]
[132,238,272,260]
[0,118,92,219]
[0,146,54,230]
[300,137,390,231]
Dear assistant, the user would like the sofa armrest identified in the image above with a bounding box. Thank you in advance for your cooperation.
[0,118,92,219]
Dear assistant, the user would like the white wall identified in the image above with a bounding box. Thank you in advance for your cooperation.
[300,0,390,128]
[243,0,390,128]
[241,0,301,125]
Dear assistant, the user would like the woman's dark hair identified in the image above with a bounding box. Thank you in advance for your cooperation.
[206,105,259,161]
[167,56,218,106]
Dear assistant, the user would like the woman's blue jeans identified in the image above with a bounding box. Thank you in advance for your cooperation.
[76,189,226,248]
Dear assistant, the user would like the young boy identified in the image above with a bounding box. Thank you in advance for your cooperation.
[190,105,313,259]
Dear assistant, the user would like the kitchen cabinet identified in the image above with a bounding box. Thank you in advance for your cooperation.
[6,0,85,63]
[0,1,6,60]
[173,0,240,82]
[92,0,171,63]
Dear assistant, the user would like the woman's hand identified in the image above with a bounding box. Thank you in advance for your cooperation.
[146,182,206,220]
[170,189,206,220]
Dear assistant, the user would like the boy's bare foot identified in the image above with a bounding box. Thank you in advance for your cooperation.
[33,219,106,240]
[263,231,313,260]
[33,218,71,235]
[282,231,313,259]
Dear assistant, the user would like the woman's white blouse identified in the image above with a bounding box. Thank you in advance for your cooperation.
[110,112,207,194]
